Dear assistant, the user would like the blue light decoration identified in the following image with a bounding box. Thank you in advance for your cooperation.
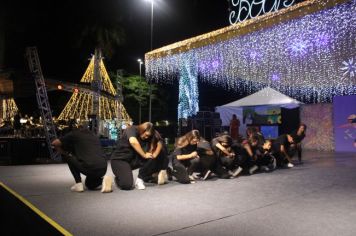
[314,32,331,47]
[287,38,311,57]
[271,73,281,82]
[178,62,199,119]
[145,0,356,103]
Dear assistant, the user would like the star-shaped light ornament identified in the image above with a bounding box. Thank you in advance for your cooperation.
[340,58,356,78]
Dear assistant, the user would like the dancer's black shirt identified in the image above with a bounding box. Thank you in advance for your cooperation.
[111,126,141,161]
[172,144,197,160]
[272,134,291,154]
[60,129,106,169]
[211,137,230,157]
[290,130,305,144]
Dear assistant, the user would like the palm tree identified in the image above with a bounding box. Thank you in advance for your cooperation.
[70,1,126,59]
[77,21,125,59]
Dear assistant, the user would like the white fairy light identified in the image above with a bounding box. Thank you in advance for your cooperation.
[146,0,356,103]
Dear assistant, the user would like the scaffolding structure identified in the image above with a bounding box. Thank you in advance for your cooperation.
[58,51,131,123]
[26,47,61,161]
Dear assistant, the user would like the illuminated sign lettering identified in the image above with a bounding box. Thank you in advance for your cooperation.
[229,0,296,25]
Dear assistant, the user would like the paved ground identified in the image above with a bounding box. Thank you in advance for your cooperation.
[1,151,356,236]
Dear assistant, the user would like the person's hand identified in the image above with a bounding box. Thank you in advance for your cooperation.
[150,152,157,159]
[228,152,235,158]
[191,151,199,159]
[144,152,154,159]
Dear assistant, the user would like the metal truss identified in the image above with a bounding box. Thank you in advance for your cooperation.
[26,47,61,161]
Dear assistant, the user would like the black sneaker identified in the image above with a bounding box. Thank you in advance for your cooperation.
[166,167,173,181]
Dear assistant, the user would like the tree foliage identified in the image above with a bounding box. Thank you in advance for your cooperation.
[77,21,125,59]
[121,75,152,106]
[109,72,159,122]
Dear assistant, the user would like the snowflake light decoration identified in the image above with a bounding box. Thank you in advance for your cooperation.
[287,39,311,57]
[340,58,356,78]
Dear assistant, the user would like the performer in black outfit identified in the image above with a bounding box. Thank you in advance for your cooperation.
[290,123,307,164]
[52,126,112,193]
[272,134,295,168]
[170,130,216,184]
[246,127,265,146]
[195,138,229,180]
[240,135,260,175]
[111,122,169,190]
[254,139,276,172]
[211,134,243,178]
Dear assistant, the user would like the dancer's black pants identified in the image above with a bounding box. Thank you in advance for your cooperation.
[171,155,217,184]
[64,154,107,190]
[111,153,169,190]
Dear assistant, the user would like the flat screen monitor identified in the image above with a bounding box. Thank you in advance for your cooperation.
[260,126,279,139]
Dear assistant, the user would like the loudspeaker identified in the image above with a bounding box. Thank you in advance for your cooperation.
[0,141,9,155]
[212,112,220,119]
[190,111,222,141]
[178,118,190,136]
[37,140,50,159]
[0,141,10,163]
[11,139,37,164]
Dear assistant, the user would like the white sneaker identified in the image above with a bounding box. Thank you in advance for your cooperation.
[71,182,84,192]
[188,175,196,183]
[202,170,212,180]
[260,166,270,172]
[287,162,294,168]
[249,165,258,175]
[135,178,146,190]
[192,173,200,179]
[157,170,168,185]
[101,175,113,193]
[231,167,243,177]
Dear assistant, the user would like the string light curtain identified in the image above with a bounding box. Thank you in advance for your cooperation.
[178,62,199,119]
[145,0,356,103]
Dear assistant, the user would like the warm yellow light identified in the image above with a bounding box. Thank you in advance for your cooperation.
[58,54,131,122]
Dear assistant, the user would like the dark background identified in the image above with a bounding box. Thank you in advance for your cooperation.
[0,0,304,122]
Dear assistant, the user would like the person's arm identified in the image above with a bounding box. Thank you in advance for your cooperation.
[151,141,163,159]
[51,139,66,155]
[177,151,199,161]
[215,143,235,157]
[129,137,152,159]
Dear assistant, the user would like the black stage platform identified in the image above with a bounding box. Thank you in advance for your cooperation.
[0,137,50,165]
[1,151,356,236]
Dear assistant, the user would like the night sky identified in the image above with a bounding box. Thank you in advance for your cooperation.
[2,0,229,77]
[0,0,303,121]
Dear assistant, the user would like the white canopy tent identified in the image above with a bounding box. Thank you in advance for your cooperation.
[216,87,303,130]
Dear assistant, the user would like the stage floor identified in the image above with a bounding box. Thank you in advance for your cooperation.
[1,151,356,236]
